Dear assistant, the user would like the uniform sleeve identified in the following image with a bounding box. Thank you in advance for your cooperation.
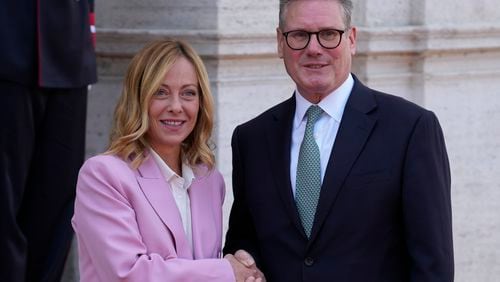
[87,0,96,47]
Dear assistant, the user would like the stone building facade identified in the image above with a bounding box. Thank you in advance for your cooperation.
[64,1,500,281]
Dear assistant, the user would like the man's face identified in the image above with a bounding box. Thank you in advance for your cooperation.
[277,0,356,103]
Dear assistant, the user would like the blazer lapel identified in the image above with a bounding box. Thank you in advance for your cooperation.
[266,96,306,236]
[189,178,206,260]
[189,167,219,259]
[136,155,193,259]
[309,78,377,242]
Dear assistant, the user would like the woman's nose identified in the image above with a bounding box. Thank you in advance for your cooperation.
[167,95,182,113]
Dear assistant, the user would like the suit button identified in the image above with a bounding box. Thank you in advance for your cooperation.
[304,257,314,266]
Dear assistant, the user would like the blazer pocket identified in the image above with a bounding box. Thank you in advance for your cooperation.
[343,169,392,189]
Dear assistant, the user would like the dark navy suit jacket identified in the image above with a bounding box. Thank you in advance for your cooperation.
[224,75,453,282]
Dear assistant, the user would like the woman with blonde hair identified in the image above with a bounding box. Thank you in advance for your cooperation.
[72,39,263,281]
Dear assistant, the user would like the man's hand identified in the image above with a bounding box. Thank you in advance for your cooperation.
[225,253,257,282]
[226,249,266,282]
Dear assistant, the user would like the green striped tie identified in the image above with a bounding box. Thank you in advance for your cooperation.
[295,105,323,238]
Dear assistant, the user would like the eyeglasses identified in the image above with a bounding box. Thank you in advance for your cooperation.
[282,29,345,50]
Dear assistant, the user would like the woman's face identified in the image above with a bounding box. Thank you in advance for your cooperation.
[147,56,200,156]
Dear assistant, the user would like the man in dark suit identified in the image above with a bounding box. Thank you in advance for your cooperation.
[0,0,97,281]
[224,0,454,281]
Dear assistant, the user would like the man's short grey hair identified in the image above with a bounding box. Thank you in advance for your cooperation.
[278,0,353,30]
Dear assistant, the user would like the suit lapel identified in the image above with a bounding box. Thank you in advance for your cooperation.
[309,78,377,242]
[266,96,306,235]
[136,155,193,259]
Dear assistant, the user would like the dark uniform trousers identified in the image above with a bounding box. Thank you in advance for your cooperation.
[0,0,96,280]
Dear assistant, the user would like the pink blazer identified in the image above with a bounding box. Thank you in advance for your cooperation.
[72,154,234,282]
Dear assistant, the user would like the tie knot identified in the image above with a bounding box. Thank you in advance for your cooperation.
[306,105,323,125]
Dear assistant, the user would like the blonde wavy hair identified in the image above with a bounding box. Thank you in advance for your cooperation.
[106,39,215,169]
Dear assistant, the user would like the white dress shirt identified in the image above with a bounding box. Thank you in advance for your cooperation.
[290,74,354,196]
[149,148,195,253]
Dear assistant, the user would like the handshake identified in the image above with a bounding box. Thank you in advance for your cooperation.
[225,249,266,282]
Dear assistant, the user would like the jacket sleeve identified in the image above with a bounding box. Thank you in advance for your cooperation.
[402,111,454,281]
[223,126,262,266]
[72,157,235,282]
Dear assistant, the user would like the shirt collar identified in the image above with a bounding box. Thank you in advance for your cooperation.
[294,73,354,128]
[149,148,195,190]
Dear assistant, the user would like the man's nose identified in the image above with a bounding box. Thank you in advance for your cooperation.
[305,34,323,54]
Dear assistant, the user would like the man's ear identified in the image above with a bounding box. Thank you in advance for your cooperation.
[277,27,284,58]
[348,26,357,56]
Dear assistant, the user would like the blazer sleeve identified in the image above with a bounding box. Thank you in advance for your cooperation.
[402,111,454,281]
[72,156,234,282]
[223,126,262,265]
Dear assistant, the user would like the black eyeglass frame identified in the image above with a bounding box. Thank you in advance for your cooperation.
[282,28,346,50]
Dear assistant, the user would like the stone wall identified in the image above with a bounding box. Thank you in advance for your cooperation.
[64,1,500,281]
